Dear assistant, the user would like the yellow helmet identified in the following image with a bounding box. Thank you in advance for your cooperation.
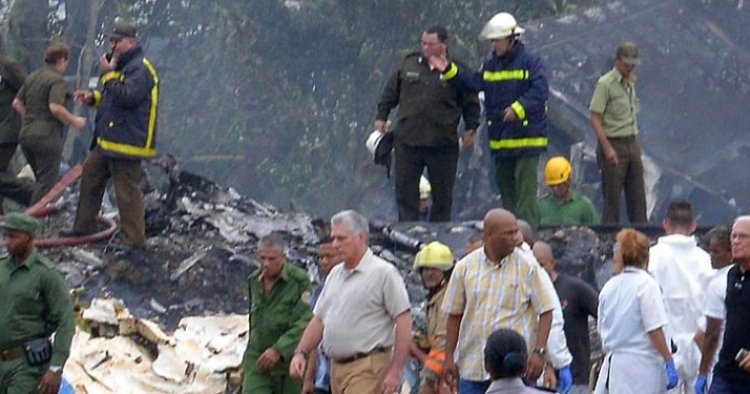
[414,241,454,271]
[544,156,572,186]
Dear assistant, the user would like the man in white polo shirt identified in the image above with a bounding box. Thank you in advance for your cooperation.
[289,210,412,394]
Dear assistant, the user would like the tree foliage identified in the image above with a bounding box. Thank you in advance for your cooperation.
[2,0,596,218]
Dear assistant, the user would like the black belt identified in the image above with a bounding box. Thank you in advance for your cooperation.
[333,346,389,364]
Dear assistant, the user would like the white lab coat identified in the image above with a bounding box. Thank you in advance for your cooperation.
[595,267,669,394]
[649,234,713,393]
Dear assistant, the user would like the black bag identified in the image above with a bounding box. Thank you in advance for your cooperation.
[24,338,52,366]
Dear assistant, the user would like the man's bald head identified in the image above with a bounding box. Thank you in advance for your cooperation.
[483,209,519,261]
[533,241,556,278]
[518,220,534,245]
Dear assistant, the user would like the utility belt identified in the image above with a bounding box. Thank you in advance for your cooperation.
[0,338,52,366]
[332,346,389,365]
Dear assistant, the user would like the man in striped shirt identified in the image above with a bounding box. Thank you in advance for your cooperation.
[441,208,557,394]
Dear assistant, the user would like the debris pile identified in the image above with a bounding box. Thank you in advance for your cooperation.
[67,298,246,393]
[27,161,707,392]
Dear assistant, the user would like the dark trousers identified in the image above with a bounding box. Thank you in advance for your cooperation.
[394,142,458,222]
[709,375,750,394]
[597,136,647,224]
[495,155,540,229]
[20,134,63,205]
[0,142,33,211]
[74,148,146,246]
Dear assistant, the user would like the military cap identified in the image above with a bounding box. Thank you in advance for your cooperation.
[616,42,641,66]
[0,212,40,235]
[107,17,137,40]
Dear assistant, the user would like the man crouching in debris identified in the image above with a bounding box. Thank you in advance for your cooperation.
[290,210,412,394]
[0,212,75,394]
[243,233,313,393]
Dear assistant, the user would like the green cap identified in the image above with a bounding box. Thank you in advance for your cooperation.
[0,212,39,235]
[616,42,641,66]
[107,17,137,40]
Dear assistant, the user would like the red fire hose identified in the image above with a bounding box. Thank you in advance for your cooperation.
[1,164,118,248]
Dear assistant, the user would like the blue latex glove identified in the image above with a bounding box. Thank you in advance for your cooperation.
[665,361,679,390]
[694,375,708,394]
[558,366,573,394]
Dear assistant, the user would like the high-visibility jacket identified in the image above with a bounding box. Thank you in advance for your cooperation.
[91,46,159,159]
[422,285,448,379]
[443,42,549,158]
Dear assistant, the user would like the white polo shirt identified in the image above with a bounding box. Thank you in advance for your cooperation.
[313,248,411,360]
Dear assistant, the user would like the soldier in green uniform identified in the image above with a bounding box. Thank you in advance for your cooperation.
[243,233,312,394]
[0,212,75,394]
[12,43,86,205]
[0,54,30,211]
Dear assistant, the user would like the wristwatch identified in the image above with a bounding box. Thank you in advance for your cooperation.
[533,348,547,358]
[49,365,63,374]
[293,349,307,358]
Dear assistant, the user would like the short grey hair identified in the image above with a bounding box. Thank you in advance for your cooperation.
[734,215,750,226]
[331,210,369,239]
[258,233,286,253]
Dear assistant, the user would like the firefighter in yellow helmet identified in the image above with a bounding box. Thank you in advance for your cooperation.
[411,241,455,394]
[537,156,598,225]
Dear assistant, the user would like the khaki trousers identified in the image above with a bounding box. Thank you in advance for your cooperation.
[74,148,146,246]
[330,351,391,394]
[20,133,63,205]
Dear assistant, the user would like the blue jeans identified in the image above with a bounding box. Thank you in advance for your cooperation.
[709,375,750,394]
[459,378,490,394]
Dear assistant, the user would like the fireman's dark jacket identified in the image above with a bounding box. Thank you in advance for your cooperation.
[90,46,159,159]
[443,42,548,158]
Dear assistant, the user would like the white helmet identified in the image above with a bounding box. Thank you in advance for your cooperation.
[366,130,386,157]
[480,12,525,40]
[419,175,432,199]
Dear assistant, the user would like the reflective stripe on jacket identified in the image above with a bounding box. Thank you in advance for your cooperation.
[443,42,548,158]
[94,46,159,159]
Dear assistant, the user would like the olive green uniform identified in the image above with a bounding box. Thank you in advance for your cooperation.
[0,56,30,209]
[243,263,312,394]
[538,191,598,225]
[589,68,646,224]
[15,66,69,205]
[0,249,75,393]
[377,52,480,222]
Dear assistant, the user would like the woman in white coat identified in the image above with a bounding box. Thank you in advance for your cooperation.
[594,229,679,394]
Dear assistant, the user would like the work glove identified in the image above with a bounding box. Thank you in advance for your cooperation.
[694,375,708,394]
[558,366,573,394]
[665,361,679,390]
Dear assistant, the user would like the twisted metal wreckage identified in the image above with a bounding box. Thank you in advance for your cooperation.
[2,154,649,393]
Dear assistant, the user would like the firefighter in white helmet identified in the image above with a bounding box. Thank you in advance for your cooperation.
[429,12,549,230]
[410,241,455,394]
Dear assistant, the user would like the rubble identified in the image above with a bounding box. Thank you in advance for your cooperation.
[23,160,714,392]
[67,298,247,393]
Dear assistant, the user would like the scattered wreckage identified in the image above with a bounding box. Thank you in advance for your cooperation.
[22,159,698,393]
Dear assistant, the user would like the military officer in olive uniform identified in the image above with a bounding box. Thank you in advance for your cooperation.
[12,43,86,206]
[0,212,75,394]
[0,55,30,211]
[376,25,480,222]
[243,233,313,394]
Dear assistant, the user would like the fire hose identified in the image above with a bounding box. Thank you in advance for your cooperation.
[1,164,118,248]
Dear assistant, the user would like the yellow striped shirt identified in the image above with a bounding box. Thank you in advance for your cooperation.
[441,246,557,381]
